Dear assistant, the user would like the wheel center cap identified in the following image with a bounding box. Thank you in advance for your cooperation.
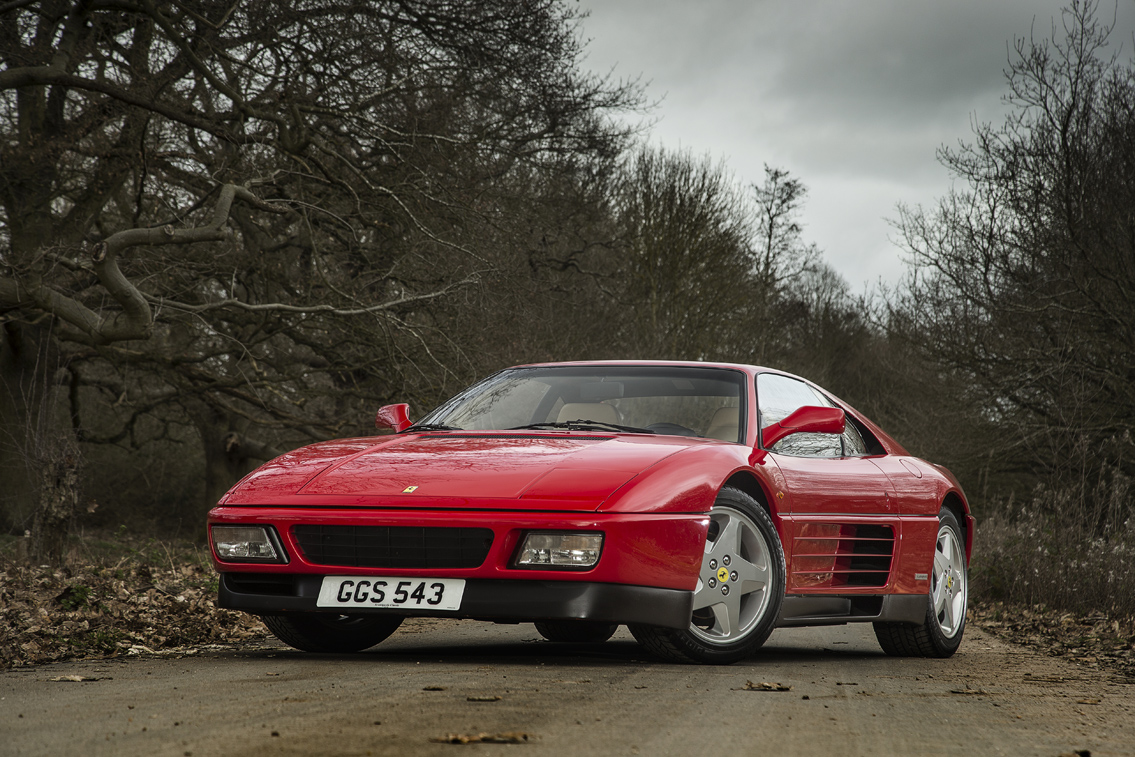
[717,567,730,583]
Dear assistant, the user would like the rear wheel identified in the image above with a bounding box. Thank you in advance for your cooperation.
[874,507,967,657]
[534,620,619,643]
[261,613,403,653]
[630,487,785,664]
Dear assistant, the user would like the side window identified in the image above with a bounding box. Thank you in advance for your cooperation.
[841,419,869,456]
[757,373,842,457]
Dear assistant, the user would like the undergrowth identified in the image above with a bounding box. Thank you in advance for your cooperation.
[970,472,1135,618]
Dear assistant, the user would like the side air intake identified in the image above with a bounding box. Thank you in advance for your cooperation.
[791,523,894,589]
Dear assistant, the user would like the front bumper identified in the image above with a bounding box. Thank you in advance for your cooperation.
[219,573,694,629]
[208,507,710,591]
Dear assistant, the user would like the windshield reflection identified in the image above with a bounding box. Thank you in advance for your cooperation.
[419,366,747,443]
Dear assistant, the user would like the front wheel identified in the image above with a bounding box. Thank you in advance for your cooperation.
[874,507,968,657]
[261,613,403,653]
[630,487,785,664]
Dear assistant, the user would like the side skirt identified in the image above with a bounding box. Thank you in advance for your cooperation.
[775,594,927,628]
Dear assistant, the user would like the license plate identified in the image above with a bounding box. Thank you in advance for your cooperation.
[316,576,465,611]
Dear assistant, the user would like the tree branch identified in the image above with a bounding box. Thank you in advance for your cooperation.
[0,184,275,343]
[0,66,245,143]
[143,274,480,316]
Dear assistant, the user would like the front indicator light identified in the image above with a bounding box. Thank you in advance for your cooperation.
[515,532,603,569]
[211,526,286,563]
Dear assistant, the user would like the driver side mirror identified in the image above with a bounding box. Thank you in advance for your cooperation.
[376,403,412,432]
[761,405,845,449]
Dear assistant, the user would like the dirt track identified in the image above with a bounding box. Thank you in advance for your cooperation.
[2,620,1133,756]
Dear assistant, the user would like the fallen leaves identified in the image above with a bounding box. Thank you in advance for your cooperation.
[48,674,110,682]
[742,681,792,691]
[430,732,534,744]
[1,556,266,669]
[972,601,1135,679]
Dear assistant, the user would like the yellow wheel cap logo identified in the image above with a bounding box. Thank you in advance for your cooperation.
[402,485,418,493]
[717,567,729,583]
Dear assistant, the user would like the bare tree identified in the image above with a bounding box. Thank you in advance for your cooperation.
[610,147,753,359]
[891,0,1135,513]
[0,0,640,552]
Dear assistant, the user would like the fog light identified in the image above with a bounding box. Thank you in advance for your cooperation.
[211,526,285,563]
[516,532,603,569]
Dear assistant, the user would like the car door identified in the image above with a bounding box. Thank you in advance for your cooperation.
[757,373,894,516]
[756,373,897,591]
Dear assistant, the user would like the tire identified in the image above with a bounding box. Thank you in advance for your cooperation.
[874,507,968,658]
[534,620,619,643]
[261,613,403,653]
[630,487,785,664]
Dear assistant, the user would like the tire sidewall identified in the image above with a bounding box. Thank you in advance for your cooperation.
[262,612,403,653]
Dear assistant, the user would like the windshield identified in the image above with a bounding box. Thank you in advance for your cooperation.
[418,365,747,443]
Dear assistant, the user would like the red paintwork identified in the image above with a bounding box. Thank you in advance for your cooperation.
[760,405,846,449]
[375,403,412,431]
[209,361,972,601]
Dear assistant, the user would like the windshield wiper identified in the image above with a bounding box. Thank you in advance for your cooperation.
[508,420,655,434]
[401,423,461,433]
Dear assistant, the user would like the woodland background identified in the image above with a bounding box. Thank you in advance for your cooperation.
[0,0,1132,621]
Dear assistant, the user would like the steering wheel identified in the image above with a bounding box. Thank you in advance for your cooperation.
[645,422,699,438]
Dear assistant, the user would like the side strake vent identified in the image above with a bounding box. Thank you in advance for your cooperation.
[292,525,494,569]
[792,523,895,589]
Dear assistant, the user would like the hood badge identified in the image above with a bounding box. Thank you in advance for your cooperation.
[402,485,419,493]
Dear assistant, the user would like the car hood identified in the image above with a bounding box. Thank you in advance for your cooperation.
[222,432,702,510]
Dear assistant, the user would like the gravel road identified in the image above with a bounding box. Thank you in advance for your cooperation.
[2,620,1132,756]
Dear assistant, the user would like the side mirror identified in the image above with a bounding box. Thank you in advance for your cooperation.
[761,405,845,449]
[375,403,412,432]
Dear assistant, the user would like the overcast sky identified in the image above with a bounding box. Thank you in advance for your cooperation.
[574,0,1135,292]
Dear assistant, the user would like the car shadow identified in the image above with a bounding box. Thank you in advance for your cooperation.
[219,634,887,668]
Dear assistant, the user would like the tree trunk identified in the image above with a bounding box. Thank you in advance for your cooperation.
[0,323,54,535]
[188,404,268,518]
[30,450,80,563]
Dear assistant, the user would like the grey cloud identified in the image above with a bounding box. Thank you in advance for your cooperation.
[575,0,1135,287]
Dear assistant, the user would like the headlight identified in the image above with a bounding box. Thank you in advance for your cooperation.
[211,526,287,563]
[515,532,603,569]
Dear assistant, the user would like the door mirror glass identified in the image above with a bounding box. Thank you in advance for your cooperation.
[761,405,845,450]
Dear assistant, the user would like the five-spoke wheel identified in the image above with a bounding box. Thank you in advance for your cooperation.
[874,507,968,657]
[631,487,784,664]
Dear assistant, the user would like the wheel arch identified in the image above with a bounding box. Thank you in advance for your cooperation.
[723,471,771,513]
[941,491,973,564]
[721,470,791,546]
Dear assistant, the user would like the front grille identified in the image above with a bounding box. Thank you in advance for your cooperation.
[292,525,494,569]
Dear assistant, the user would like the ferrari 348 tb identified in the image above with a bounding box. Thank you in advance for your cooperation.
[209,362,972,664]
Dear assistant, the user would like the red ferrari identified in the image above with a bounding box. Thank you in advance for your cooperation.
[208,361,972,664]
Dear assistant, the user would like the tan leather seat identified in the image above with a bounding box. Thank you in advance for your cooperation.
[556,403,619,425]
[704,407,739,442]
